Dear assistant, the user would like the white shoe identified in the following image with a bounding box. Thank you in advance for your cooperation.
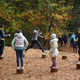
[0,55,4,57]
[21,67,24,69]
[77,61,80,64]
[16,67,20,70]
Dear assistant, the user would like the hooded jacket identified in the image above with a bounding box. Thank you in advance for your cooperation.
[11,33,28,50]
[50,38,58,57]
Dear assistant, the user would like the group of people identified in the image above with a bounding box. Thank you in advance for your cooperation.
[58,34,68,47]
[0,25,58,70]
[1,24,80,71]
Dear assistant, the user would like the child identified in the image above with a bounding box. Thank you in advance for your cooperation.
[25,28,46,53]
[11,30,28,69]
[63,35,68,47]
[73,39,77,53]
[0,24,10,57]
[50,34,58,68]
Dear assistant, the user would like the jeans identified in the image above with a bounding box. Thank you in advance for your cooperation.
[15,49,23,67]
[0,40,4,55]
[25,40,44,52]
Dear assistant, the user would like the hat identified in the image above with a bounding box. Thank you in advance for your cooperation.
[51,34,56,39]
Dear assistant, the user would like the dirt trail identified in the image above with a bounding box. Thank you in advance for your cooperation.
[0,39,79,80]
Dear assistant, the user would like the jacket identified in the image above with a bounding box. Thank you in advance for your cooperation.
[49,38,58,57]
[11,33,28,50]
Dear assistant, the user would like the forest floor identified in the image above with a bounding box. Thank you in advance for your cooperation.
[0,39,80,80]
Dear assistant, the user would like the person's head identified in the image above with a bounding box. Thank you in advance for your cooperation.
[16,30,22,33]
[51,34,56,39]
[78,27,80,34]
[0,24,4,30]
[36,28,40,32]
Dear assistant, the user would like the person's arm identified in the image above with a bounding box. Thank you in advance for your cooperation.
[34,30,43,38]
[24,37,29,49]
[4,34,10,37]
[11,37,16,50]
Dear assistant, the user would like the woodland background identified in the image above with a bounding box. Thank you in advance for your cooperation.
[0,0,80,48]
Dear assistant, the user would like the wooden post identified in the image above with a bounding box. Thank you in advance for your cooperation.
[77,61,80,69]
[62,55,67,60]
[16,69,24,74]
[42,54,46,58]
[0,56,4,60]
[51,67,58,72]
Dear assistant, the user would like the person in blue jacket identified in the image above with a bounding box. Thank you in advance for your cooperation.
[0,24,10,57]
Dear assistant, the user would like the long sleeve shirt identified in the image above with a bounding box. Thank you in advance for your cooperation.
[32,29,42,40]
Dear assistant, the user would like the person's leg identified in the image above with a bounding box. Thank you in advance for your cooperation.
[19,50,24,68]
[35,40,44,52]
[25,40,35,51]
[52,57,57,68]
[61,40,63,47]
[78,47,80,61]
[15,50,20,68]
[0,41,4,56]
[50,57,54,68]
[75,47,77,53]
[73,47,75,52]
[54,57,57,67]
[0,46,4,56]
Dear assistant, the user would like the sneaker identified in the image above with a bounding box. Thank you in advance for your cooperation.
[52,66,58,69]
[16,67,20,70]
[52,66,56,68]
[0,55,4,57]
[42,51,47,53]
[21,67,24,70]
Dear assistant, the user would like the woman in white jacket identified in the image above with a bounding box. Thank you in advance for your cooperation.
[50,34,58,68]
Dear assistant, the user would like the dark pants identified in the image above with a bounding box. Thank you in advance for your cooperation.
[78,47,80,56]
[64,41,67,46]
[15,49,23,67]
[25,40,44,52]
[73,46,77,53]
[0,40,4,56]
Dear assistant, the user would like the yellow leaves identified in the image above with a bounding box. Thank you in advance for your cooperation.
[44,32,50,40]
[51,13,63,20]
[50,3,57,7]
[62,13,68,17]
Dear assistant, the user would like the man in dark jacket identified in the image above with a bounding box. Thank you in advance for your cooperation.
[0,24,10,57]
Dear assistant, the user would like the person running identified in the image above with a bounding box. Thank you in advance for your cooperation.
[25,28,46,53]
